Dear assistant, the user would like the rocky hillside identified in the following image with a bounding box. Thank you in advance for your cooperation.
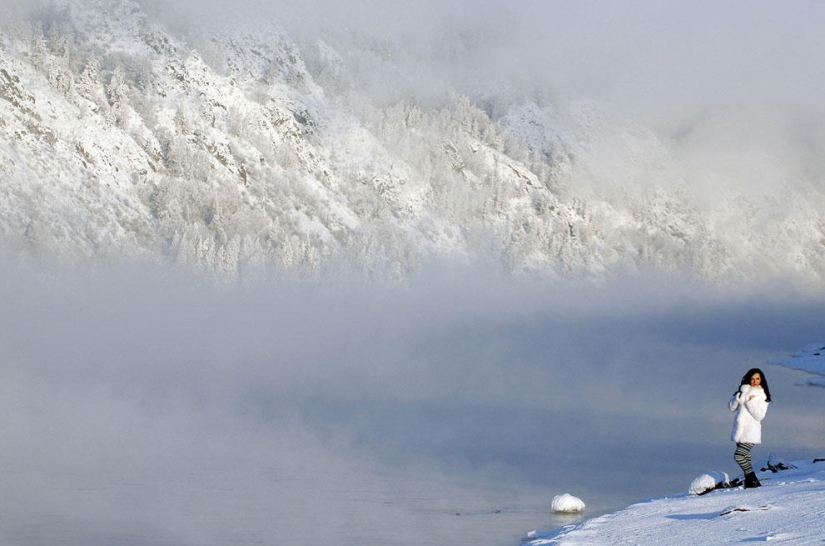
[1,0,823,285]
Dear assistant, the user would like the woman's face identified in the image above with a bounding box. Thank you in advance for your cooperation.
[750,373,762,387]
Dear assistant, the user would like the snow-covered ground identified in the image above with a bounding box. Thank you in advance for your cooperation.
[525,458,825,544]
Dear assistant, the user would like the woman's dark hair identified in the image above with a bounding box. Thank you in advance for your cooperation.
[737,368,772,403]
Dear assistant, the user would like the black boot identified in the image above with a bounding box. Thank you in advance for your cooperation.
[744,472,761,489]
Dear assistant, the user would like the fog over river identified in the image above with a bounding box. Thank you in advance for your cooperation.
[1,261,823,545]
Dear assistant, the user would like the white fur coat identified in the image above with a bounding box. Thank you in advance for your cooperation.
[729,384,769,444]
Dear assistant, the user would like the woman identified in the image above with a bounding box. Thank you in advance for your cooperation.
[729,368,771,488]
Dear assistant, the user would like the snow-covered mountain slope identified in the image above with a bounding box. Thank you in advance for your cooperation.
[1,0,823,284]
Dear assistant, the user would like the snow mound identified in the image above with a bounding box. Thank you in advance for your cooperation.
[689,471,730,496]
[551,494,585,513]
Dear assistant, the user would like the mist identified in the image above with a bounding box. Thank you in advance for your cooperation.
[137,0,825,209]
[2,258,824,544]
[249,3,818,105]
[9,0,825,176]
[135,0,825,109]
[2,1,825,543]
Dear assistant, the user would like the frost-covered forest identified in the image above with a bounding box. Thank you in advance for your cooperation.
[1,0,823,285]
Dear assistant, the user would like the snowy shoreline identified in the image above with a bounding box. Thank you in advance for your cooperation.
[524,458,825,545]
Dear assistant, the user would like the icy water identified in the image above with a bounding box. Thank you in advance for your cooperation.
[2,267,825,545]
[0,453,599,546]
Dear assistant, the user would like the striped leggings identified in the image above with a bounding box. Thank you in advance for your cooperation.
[734,442,755,474]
